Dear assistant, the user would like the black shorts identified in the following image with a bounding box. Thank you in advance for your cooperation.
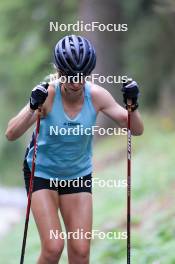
[23,161,92,195]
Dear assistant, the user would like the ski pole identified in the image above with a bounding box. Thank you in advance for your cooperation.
[20,107,41,264]
[127,100,132,264]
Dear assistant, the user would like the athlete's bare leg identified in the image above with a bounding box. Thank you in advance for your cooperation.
[60,193,92,264]
[31,189,64,264]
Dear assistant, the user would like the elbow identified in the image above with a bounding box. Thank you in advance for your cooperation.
[5,129,17,141]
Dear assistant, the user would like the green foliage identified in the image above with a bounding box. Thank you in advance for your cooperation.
[92,114,175,263]
[0,0,79,97]
[121,0,175,107]
[0,0,78,185]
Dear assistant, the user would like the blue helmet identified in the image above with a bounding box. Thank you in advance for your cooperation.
[54,35,96,76]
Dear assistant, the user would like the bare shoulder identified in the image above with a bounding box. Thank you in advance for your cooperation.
[89,82,115,112]
[42,84,56,116]
[48,84,56,97]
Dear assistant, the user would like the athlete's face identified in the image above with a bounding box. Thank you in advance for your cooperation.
[63,75,85,95]
[65,81,84,91]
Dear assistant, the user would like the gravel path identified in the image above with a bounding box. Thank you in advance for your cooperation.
[0,186,26,238]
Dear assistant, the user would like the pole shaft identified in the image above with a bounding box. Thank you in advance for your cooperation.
[127,108,131,264]
[20,109,41,264]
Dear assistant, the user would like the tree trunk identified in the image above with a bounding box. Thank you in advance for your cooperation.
[78,0,123,129]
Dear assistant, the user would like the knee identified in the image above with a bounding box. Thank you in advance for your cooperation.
[42,240,64,262]
[70,241,90,261]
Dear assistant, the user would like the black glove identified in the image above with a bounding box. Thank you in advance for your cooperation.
[121,79,139,111]
[30,82,49,110]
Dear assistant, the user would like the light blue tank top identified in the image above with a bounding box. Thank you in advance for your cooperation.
[26,81,97,180]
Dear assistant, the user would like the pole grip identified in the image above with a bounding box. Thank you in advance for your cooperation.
[127,99,132,112]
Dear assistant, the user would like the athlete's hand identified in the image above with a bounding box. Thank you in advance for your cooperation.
[121,79,140,111]
[30,82,49,110]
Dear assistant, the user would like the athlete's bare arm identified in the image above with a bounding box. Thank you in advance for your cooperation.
[91,83,144,136]
[5,85,55,141]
